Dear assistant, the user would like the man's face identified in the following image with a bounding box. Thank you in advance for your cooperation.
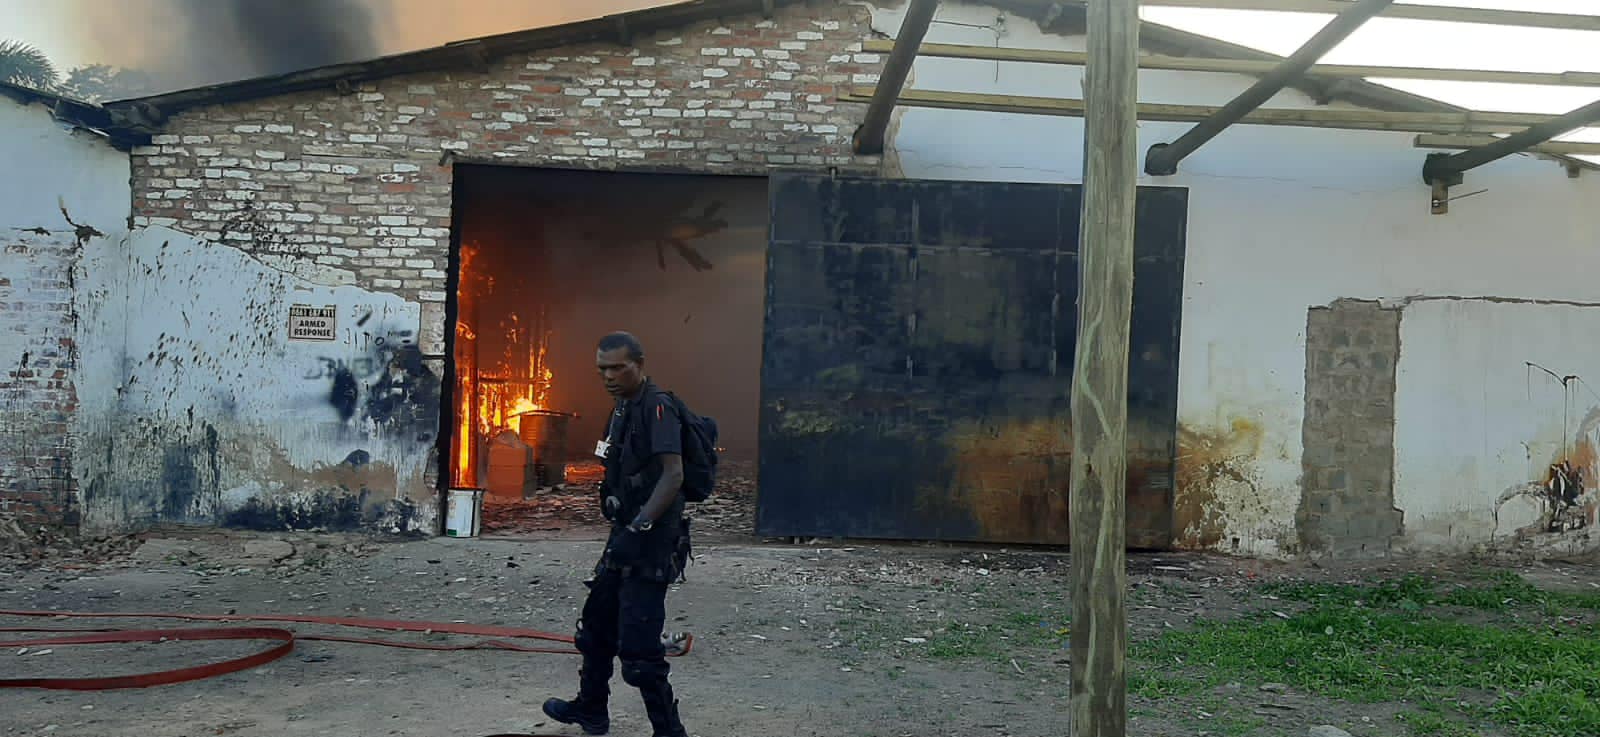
[597,347,644,398]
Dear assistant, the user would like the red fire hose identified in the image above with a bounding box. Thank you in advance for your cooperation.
[0,608,692,690]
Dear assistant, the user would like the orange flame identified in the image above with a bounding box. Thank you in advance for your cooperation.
[450,239,555,488]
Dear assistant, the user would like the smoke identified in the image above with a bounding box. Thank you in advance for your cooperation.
[181,0,380,79]
[50,0,671,94]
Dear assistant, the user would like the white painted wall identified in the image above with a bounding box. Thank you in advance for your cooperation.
[0,99,130,232]
[75,227,440,533]
[1394,298,1600,555]
[873,2,1600,556]
[1,96,129,525]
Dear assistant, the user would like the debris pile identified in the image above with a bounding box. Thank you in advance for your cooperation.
[481,460,758,537]
[0,511,139,568]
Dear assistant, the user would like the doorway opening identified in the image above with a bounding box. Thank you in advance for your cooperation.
[447,165,766,538]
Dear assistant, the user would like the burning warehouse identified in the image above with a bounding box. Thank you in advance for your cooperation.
[449,168,766,533]
[5,0,1600,561]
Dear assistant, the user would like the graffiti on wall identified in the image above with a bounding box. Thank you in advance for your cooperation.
[1494,362,1599,538]
[300,303,440,444]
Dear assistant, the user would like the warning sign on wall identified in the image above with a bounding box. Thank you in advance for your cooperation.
[288,304,337,341]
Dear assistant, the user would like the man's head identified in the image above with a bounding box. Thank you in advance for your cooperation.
[596,331,646,398]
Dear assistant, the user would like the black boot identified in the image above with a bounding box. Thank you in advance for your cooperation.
[640,685,688,737]
[542,663,611,735]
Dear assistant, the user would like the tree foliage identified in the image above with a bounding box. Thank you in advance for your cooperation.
[0,40,58,89]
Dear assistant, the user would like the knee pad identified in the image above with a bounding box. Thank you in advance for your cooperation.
[574,620,605,655]
[620,658,669,688]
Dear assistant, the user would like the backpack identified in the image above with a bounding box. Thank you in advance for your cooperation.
[658,390,719,503]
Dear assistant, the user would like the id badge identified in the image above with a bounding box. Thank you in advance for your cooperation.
[594,440,612,459]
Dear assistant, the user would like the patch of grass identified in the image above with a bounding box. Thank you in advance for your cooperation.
[921,609,1069,661]
[1135,574,1600,737]
[1398,709,1484,737]
[1262,571,1600,615]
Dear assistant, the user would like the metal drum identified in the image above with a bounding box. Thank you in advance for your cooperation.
[517,409,574,489]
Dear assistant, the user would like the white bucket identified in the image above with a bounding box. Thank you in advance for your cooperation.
[445,488,484,537]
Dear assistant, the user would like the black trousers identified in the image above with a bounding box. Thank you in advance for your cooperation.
[573,568,672,700]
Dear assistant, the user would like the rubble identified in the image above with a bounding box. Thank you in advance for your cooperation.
[481,460,757,538]
[0,511,140,569]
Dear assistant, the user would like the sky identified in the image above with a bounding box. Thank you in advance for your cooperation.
[3,0,1597,139]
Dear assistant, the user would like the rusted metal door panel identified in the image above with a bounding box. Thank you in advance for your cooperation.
[758,174,1186,548]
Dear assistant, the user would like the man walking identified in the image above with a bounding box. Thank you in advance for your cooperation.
[544,331,691,737]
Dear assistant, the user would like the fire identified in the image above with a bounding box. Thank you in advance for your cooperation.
[450,239,556,488]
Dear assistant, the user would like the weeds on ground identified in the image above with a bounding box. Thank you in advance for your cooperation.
[1132,571,1600,737]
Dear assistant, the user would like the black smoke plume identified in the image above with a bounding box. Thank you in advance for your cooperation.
[180,0,379,79]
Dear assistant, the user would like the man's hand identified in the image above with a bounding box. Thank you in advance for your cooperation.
[609,527,644,565]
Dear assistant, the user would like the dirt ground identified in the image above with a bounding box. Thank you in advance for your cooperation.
[2,519,1596,737]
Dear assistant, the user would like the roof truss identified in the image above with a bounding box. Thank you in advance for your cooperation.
[861,0,1600,214]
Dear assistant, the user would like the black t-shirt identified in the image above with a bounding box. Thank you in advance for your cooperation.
[614,380,684,489]
[597,380,688,581]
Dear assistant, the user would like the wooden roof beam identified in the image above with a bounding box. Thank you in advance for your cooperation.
[1124,0,1600,32]
[842,86,1558,133]
[1423,98,1600,184]
[864,41,1600,87]
[1144,0,1392,176]
[853,0,938,155]
[1414,134,1600,158]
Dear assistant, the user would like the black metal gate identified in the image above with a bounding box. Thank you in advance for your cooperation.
[755,174,1187,548]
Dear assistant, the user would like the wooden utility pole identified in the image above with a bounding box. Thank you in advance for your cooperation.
[1069,0,1138,736]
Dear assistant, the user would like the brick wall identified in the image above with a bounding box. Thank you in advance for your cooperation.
[1298,299,1404,556]
[130,2,882,352]
[0,230,80,528]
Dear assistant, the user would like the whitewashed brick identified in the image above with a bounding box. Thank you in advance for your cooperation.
[653,109,683,118]
[393,163,420,173]
[502,112,528,122]
[358,92,385,102]
[633,57,657,66]
[700,48,728,57]
[733,48,756,58]
[398,105,425,115]
[151,134,179,145]
[797,31,825,41]
[762,50,790,60]
[564,87,593,96]
[703,68,730,78]
[780,41,807,51]
[265,124,294,134]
